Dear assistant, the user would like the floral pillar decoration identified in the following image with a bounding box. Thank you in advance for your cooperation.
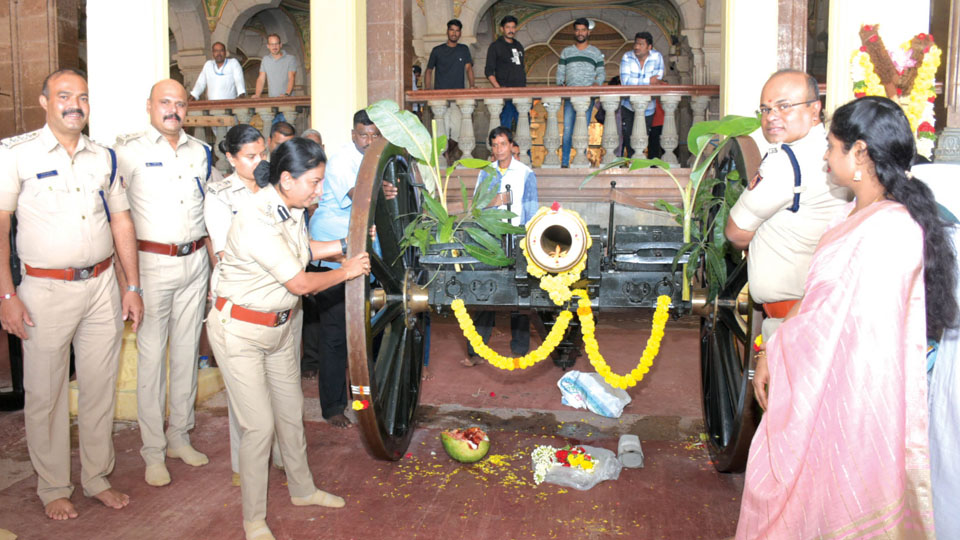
[850,24,941,158]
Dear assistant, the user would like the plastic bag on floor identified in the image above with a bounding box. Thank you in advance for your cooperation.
[557,370,631,418]
[538,445,622,490]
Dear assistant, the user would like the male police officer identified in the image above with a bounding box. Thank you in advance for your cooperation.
[724,69,851,408]
[115,79,213,487]
[0,68,143,520]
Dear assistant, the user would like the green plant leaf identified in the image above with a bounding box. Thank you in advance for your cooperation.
[685,243,703,281]
[479,208,519,221]
[670,241,696,272]
[430,135,448,167]
[465,227,506,256]
[366,100,432,164]
[414,162,439,196]
[714,115,762,138]
[654,200,682,217]
[580,158,630,188]
[712,203,730,249]
[687,120,720,156]
[421,190,449,223]
[459,178,469,212]
[726,169,741,182]
[471,175,498,212]
[628,158,671,171]
[437,215,455,243]
[704,244,727,293]
[463,244,514,267]
[476,214,525,235]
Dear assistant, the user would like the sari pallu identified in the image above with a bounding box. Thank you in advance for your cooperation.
[736,200,935,539]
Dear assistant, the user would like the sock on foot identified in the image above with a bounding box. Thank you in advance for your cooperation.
[291,489,345,508]
[167,445,209,466]
[243,520,275,540]
[145,463,171,486]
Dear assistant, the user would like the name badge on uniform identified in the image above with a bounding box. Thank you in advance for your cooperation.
[145,162,163,167]
[36,170,58,179]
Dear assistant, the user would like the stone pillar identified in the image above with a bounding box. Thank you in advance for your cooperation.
[628,95,651,158]
[312,0,366,150]
[935,0,960,163]
[541,97,562,168]
[483,98,504,152]
[256,107,276,143]
[367,0,412,107]
[515,97,533,167]
[88,0,169,143]
[456,99,476,159]
[570,96,591,168]
[660,95,682,165]
[691,95,710,124]
[0,0,80,138]
[720,0,777,116]
[824,1,929,116]
[599,95,621,164]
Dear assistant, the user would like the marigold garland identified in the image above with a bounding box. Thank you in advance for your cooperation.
[850,27,941,158]
[451,206,672,389]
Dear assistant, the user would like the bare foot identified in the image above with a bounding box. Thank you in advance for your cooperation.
[44,497,78,520]
[92,487,130,510]
[421,366,434,381]
[327,414,351,428]
[460,357,480,367]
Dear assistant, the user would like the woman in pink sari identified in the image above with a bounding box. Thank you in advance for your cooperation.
[736,96,958,539]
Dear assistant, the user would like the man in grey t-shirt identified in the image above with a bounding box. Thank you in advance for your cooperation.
[254,33,298,98]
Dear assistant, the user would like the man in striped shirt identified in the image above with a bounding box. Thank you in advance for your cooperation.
[556,18,605,167]
[619,31,665,159]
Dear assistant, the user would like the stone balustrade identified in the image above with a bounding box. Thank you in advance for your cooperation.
[187,96,311,171]
[406,86,719,169]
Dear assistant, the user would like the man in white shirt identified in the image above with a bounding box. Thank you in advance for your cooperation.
[189,42,246,101]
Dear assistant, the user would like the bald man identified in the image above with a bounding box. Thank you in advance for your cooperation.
[114,79,215,487]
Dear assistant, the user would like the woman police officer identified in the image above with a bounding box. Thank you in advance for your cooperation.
[206,137,370,540]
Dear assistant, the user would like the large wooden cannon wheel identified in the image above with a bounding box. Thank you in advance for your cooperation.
[345,139,429,460]
[695,136,764,473]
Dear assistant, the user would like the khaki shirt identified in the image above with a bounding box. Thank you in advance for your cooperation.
[204,172,256,254]
[729,123,851,304]
[114,125,209,244]
[214,184,309,312]
[0,125,128,268]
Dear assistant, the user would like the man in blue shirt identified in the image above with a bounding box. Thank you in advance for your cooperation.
[303,110,381,427]
[619,31,665,159]
[463,127,539,366]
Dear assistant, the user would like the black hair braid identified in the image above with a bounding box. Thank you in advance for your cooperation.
[879,164,958,338]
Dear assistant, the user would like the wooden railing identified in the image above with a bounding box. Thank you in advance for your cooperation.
[405,85,720,169]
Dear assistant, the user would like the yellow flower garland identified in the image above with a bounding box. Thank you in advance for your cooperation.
[574,289,671,389]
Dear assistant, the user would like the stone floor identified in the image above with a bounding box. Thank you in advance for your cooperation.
[0,311,744,539]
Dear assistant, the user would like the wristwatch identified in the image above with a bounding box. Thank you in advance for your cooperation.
[127,285,144,296]
[340,238,348,256]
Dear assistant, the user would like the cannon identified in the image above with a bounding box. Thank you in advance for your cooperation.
[344,138,763,473]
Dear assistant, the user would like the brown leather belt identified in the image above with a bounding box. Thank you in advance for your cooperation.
[215,297,292,327]
[762,300,799,319]
[138,238,206,257]
[24,257,112,281]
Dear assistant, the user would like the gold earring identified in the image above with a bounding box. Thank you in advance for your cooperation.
[853,170,862,182]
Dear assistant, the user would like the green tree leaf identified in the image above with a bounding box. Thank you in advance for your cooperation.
[463,244,514,267]
[464,227,506,256]
[437,215,455,243]
[714,115,762,138]
[366,100,432,164]
[476,214,525,235]
[471,175,498,212]
[421,190,449,223]
[687,120,720,156]
[429,135,448,167]
[479,208,519,221]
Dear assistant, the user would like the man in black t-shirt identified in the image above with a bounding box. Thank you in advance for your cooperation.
[425,19,474,144]
[485,15,525,130]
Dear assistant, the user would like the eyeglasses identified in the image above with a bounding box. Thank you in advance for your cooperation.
[756,99,818,117]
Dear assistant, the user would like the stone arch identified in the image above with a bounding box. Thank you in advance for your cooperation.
[210,0,282,53]
[226,7,308,95]
[168,0,211,90]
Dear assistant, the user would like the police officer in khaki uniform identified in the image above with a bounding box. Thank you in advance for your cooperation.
[115,79,213,486]
[0,69,144,520]
[206,138,369,540]
[725,69,851,409]
[205,123,283,485]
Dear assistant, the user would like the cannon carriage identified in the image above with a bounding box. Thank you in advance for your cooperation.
[343,137,764,473]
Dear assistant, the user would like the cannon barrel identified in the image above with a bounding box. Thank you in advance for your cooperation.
[524,207,590,273]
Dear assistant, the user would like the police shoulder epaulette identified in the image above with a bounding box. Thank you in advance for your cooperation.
[206,176,234,195]
[115,131,145,146]
[185,133,210,149]
[0,129,41,149]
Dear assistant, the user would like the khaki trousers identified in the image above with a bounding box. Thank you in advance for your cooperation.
[136,249,209,464]
[20,268,123,505]
[207,302,315,522]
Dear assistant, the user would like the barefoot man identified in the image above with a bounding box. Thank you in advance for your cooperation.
[0,68,144,519]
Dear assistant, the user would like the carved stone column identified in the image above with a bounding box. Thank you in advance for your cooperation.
[256,107,276,144]
[691,96,711,124]
[570,96,591,168]
[280,106,299,127]
[456,99,477,159]
[599,95,621,164]
[628,95,651,158]
[483,98,504,153]
[660,95,682,165]
[935,0,960,162]
[235,108,253,126]
[514,97,533,167]
[541,97,562,168]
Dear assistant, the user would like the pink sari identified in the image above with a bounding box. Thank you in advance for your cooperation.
[736,201,935,539]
